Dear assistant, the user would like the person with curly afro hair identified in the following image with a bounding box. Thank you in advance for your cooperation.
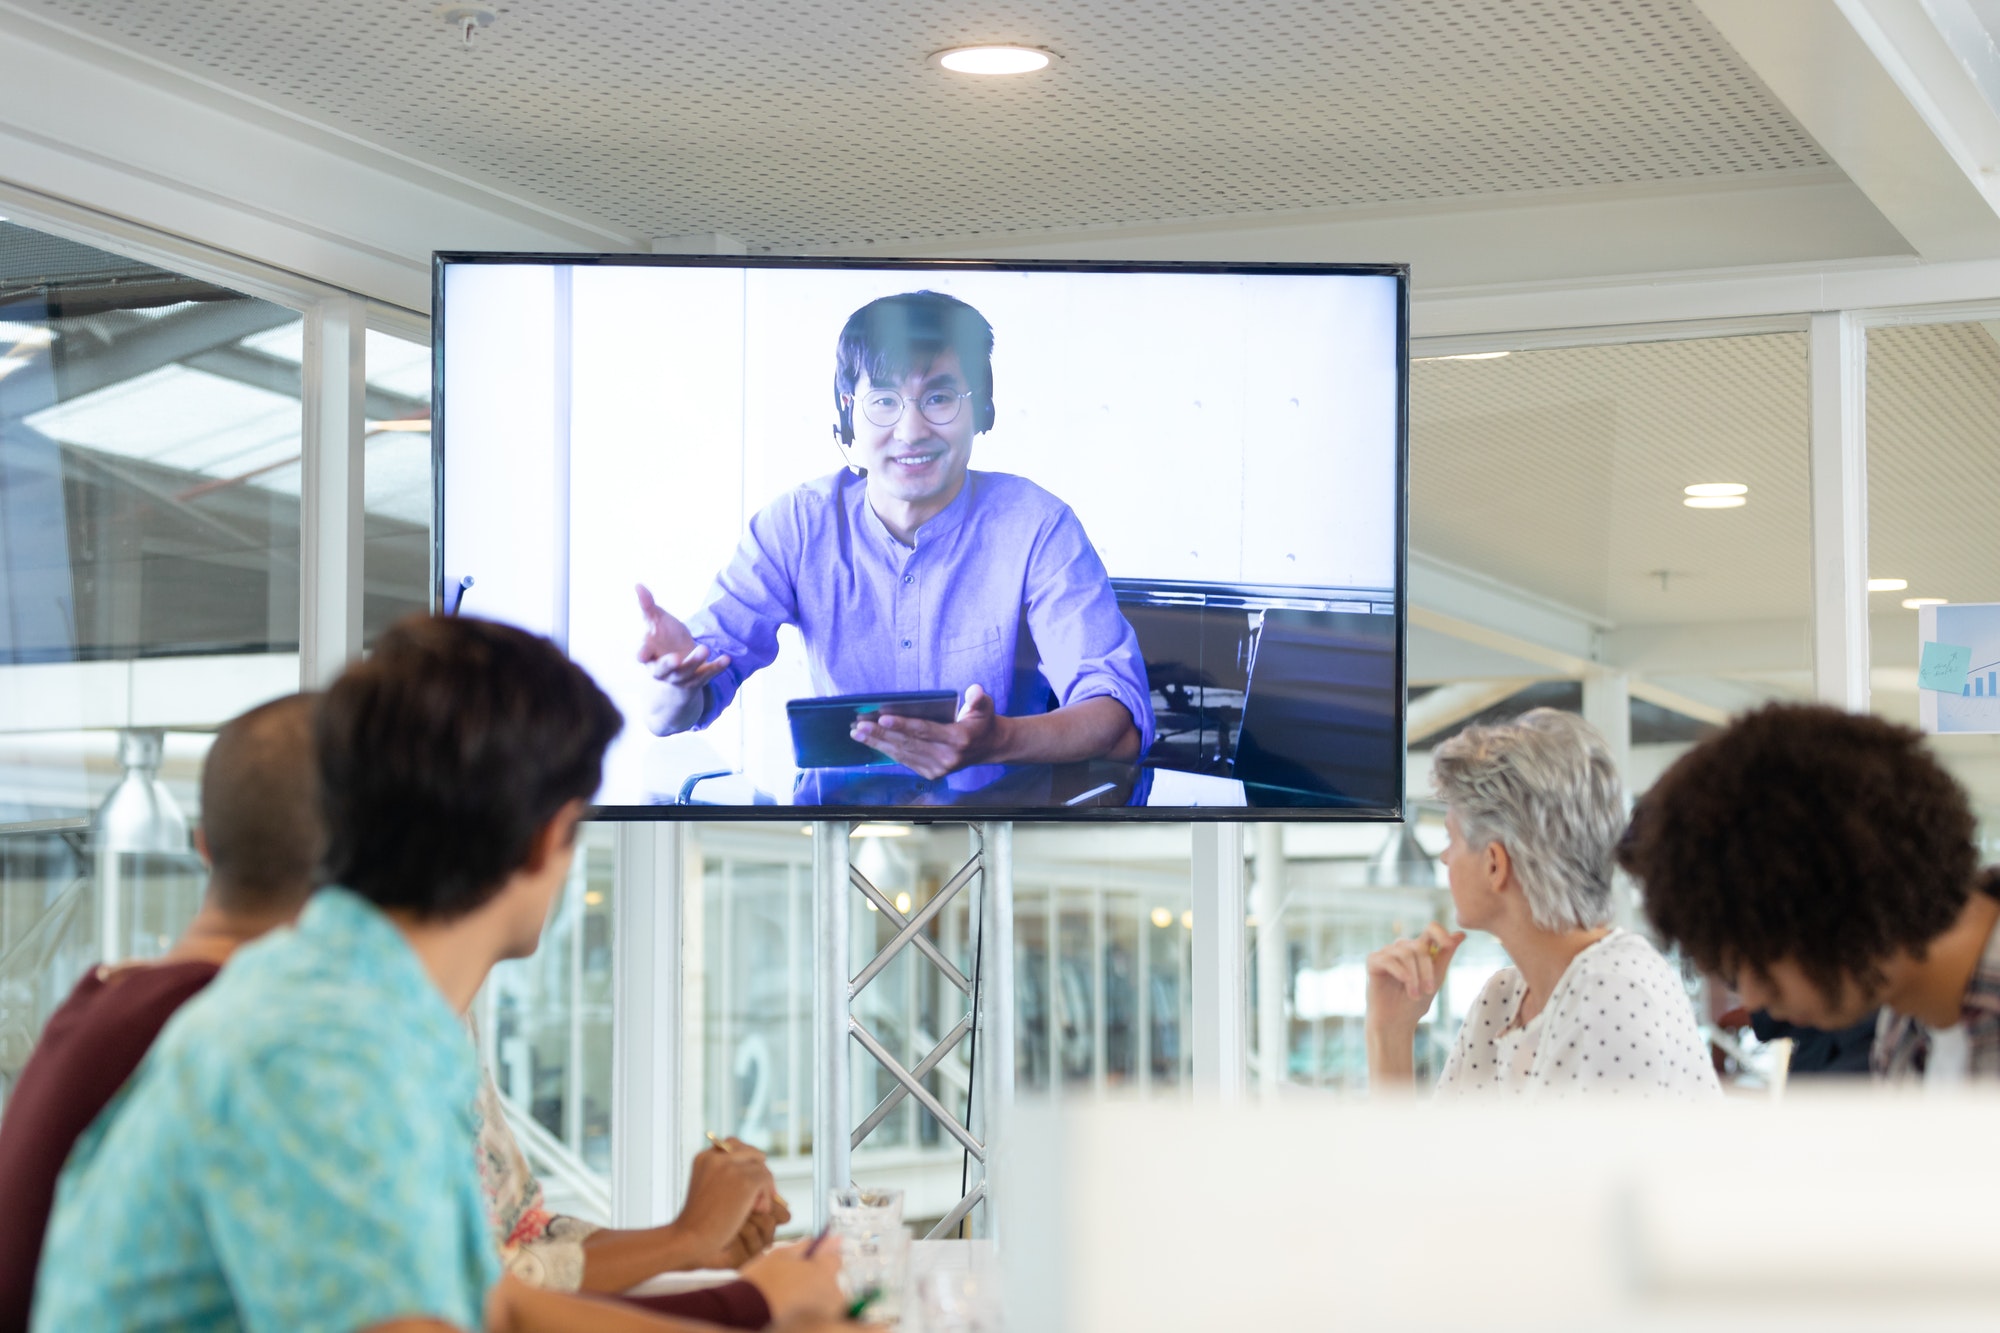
[1618,702,2000,1081]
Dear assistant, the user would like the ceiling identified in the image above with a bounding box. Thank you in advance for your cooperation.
[1413,320,2000,638]
[1412,333,1811,627]
[22,0,1835,252]
[1867,321,2000,612]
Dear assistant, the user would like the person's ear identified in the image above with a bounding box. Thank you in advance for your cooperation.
[519,798,587,876]
[1487,840,1513,893]
[193,825,212,870]
[831,405,865,476]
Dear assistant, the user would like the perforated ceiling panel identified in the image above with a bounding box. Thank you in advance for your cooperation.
[26,0,1829,249]
[1412,334,1813,627]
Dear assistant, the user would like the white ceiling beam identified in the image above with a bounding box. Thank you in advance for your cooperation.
[1410,605,1597,679]
[1626,679,1731,727]
[1408,544,1608,660]
[1694,0,2000,262]
[0,4,643,312]
[871,170,1907,291]
[0,654,302,734]
[1408,679,1536,743]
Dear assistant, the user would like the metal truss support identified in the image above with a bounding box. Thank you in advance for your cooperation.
[810,821,1012,1240]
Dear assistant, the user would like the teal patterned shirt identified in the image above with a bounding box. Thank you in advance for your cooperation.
[33,888,501,1333]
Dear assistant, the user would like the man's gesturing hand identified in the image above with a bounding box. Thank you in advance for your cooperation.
[636,584,730,735]
[851,684,1007,779]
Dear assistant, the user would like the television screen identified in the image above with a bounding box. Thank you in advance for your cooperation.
[436,256,1406,819]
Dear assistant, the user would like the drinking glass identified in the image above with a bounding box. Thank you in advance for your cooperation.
[828,1185,905,1236]
[840,1223,912,1326]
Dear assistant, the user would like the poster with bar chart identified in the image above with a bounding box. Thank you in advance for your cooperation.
[1920,602,2000,734]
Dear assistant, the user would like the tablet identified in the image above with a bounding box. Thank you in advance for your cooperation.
[786,691,961,769]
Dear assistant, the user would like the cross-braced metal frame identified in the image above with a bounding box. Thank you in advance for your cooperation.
[813,821,1013,1240]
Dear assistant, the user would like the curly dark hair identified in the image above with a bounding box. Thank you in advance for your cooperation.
[1618,702,1979,996]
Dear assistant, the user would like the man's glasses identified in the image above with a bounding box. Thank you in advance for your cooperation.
[853,387,973,429]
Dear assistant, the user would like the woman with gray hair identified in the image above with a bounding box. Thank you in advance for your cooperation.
[1365,708,1717,1098]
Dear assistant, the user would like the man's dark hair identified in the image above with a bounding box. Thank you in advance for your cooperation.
[834,290,996,444]
[200,693,323,914]
[317,615,622,921]
[1619,702,1980,996]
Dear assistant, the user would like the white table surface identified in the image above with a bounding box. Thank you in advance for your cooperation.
[624,1237,997,1299]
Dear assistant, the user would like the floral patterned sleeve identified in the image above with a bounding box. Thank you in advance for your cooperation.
[469,1026,601,1291]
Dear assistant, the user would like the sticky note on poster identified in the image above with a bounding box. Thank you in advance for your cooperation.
[1919,641,1973,694]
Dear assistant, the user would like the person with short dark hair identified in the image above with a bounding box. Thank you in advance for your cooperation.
[635,289,1154,789]
[1618,702,2000,1082]
[31,617,845,1333]
[0,694,321,1333]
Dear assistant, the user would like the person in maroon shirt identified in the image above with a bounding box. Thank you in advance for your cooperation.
[0,694,321,1333]
[0,694,814,1333]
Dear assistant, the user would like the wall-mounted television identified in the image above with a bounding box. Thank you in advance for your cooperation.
[435,255,1407,820]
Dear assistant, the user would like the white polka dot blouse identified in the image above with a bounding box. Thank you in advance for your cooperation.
[1436,928,1720,1100]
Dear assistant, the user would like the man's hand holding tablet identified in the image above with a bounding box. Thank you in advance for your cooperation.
[850,684,1003,779]
[636,584,732,734]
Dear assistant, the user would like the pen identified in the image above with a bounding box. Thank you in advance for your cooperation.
[709,1132,791,1215]
[804,1221,833,1258]
[846,1289,882,1320]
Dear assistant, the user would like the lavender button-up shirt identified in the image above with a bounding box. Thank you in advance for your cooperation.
[686,469,1155,753]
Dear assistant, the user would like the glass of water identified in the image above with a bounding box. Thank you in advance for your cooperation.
[839,1223,912,1326]
[828,1185,905,1235]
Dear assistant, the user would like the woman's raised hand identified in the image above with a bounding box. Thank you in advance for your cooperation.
[1364,921,1467,1038]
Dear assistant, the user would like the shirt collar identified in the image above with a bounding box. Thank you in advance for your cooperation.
[850,468,978,551]
[298,887,469,1059]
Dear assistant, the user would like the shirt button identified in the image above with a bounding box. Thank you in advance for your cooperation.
[902,639,912,648]
[903,574,914,585]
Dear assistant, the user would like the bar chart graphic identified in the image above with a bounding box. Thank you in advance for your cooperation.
[1923,603,2000,735]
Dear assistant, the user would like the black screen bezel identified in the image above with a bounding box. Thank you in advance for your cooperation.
[432,251,1410,823]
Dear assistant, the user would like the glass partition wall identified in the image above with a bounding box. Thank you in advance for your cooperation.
[1864,320,2000,863]
[4,192,1994,1224]
[0,217,303,1103]
[1249,331,1817,1095]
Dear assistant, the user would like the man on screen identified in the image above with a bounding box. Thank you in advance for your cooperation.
[634,289,1154,785]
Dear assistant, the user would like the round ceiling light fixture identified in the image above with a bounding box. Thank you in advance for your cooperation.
[1684,482,1748,509]
[1866,578,1908,592]
[1903,597,1948,609]
[932,45,1055,75]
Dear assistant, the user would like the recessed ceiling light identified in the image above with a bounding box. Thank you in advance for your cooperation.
[1903,597,1948,609]
[1684,482,1749,498]
[933,45,1054,75]
[1412,351,1510,362]
[1683,495,1747,509]
[1867,578,1908,592]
